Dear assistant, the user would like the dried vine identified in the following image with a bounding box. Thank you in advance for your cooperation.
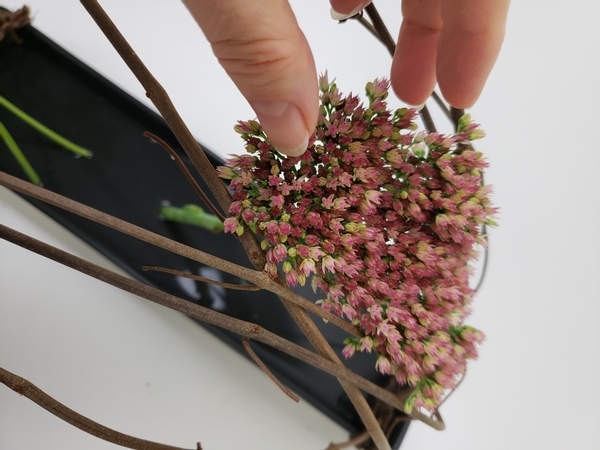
[0,367,201,450]
[0,5,30,43]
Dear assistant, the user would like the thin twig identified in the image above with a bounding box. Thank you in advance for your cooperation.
[431,91,452,121]
[419,105,437,133]
[142,265,260,291]
[352,12,379,41]
[474,225,489,293]
[0,6,31,43]
[384,416,412,439]
[434,369,467,412]
[0,224,445,429]
[326,430,370,450]
[0,171,358,337]
[359,4,436,135]
[79,0,267,271]
[450,107,465,130]
[364,4,396,58]
[242,337,299,402]
[143,132,225,222]
[0,366,197,450]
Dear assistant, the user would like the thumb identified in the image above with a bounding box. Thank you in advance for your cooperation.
[184,0,318,156]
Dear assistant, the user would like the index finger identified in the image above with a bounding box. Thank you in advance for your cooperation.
[437,0,510,108]
[392,0,510,109]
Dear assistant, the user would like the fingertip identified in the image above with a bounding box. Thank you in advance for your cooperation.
[390,79,432,112]
[277,133,310,157]
[391,21,440,111]
[251,100,311,157]
[438,80,481,110]
[406,102,426,111]
[330,1,371,20]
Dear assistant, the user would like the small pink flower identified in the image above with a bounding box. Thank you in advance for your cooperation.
[360,336,374,353]
[376,355,393,375]
[265,221,279,234]
[217,166,238,180]
[329,219,345,233]
[321,255,336,274]
[296,245,310,259]
[241,209,255,223]
[223,217,239,234]
[309,246,325,260]
[268,175,280,187]
[299,258,316,276]
[322,194,335,209]
[229,201,243,216]
[342,343,356,359]
[366,78,390,99]
[306,211,323,228]
[305,234,320,246]
[272,244,287,263]
[270,195,284,208]
[278,221,292,236]
[341,303,358,320]
[285,269,298,286]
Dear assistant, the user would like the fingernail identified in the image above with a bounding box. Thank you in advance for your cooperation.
[406,103,426,111]
[250,100,310,157]
[330,5,364,21]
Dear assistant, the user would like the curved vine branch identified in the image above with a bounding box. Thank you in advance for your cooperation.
[0,366,200,450]
[143,131,225,223]
[242,337,300,402]
[142,265,260,291]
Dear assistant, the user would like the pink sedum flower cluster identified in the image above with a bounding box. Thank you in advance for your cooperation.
[219,74,496,413]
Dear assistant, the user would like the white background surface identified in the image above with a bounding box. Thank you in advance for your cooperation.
[1,1,600,449]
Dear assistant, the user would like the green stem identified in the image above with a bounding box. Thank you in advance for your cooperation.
[0,96,93,158]
[0,121,41,185]
[160,204,223,233]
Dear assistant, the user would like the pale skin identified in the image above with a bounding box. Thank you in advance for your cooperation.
[183,0,510,156]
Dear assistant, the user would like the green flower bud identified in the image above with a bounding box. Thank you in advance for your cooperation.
[282,260,292,273]
[297,274,306,286]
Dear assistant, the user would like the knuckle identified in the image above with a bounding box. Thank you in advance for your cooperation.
[212,36,296,80]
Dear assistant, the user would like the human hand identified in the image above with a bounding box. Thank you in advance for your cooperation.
[183,0,509,157]
[332,0,510,109]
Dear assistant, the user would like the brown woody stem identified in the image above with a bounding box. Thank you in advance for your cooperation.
[362,3,437,134]
[326,430,370,450]
[0,366,198,450]
[143,131,225,222]
[142,265,260,291]
[79,0,268,271]
[242,337,300,402]
[364,4,396,57]
[0,171,358,337]
[0,223,445,430]
[78,1,230,210]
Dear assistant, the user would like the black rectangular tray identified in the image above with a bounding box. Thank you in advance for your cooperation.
[0,19,409,447]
